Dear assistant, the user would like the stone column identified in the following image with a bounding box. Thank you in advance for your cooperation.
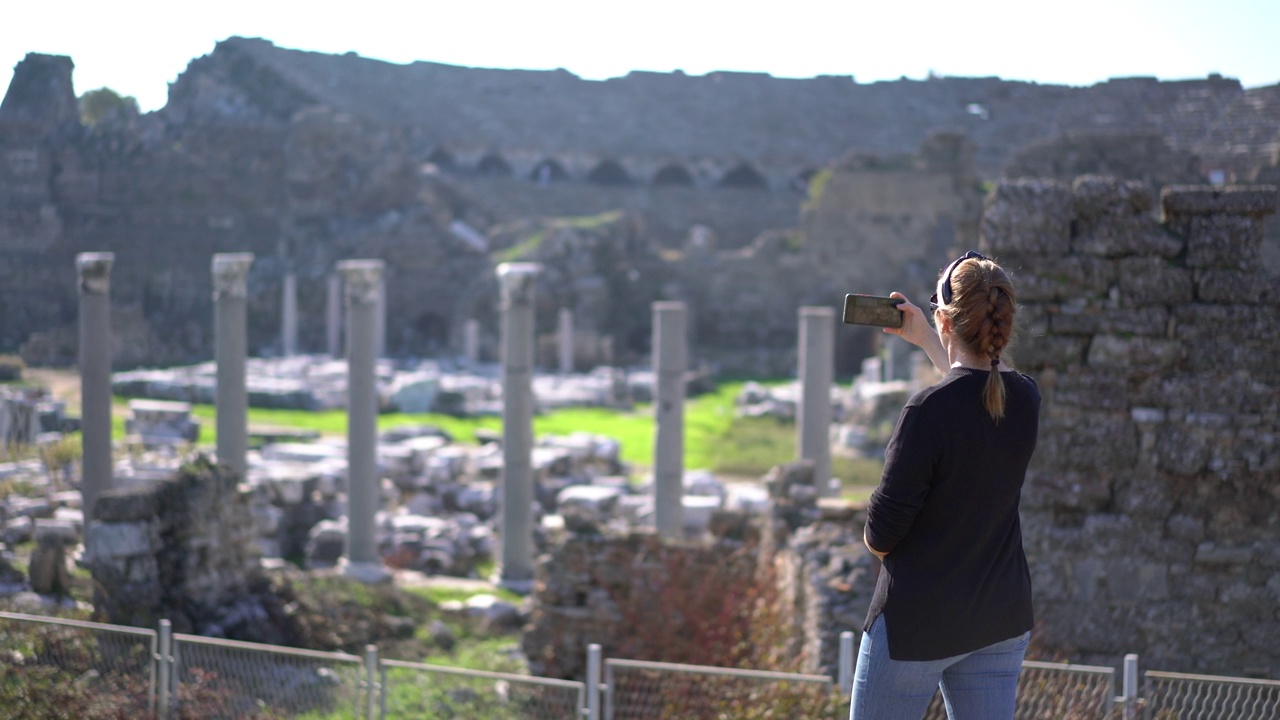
[652,301,687,539]
[798,306,835,497]
[496,262,540,591]
[77,253,114,519]
[213,253,254,480]
[464,318,480,364]
[326,273,342,358]
[337,260,388,583]
[281,272,298,356]
[375,276,387,358]
[558,308,574,374]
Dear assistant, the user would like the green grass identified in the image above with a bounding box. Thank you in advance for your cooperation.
[113,379,882,493]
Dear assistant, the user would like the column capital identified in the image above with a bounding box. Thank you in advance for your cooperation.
[76,252,115,295]
[497,262,541,305]
[337,259,384,306]
[211,253,255,300]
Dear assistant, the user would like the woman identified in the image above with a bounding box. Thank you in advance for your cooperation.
[849,251,1040,720]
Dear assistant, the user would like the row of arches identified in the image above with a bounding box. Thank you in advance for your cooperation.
[425,148,815,191]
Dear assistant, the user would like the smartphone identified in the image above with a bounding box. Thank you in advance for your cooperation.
[842,294,904,328]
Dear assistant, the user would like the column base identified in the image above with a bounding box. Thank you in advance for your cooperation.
[491,570,535,596]
[339,558,391,584]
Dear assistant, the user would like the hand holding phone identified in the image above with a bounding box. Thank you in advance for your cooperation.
[842,294,905,328]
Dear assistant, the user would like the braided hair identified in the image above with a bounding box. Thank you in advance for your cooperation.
[937,257,1017,421]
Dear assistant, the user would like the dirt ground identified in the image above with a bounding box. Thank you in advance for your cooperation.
[25,367,83,414]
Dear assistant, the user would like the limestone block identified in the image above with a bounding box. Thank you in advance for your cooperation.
[34,518,79,545]
[1164,514,1205,545]
[1161,185,1279,217]
[1176,215,1264,269]
[1072,176,1155,219]
[86,521,153,559]
[1049,370,1129,410]
[3,516,33,544]
[1011,335,1087,371]
[1036,409,1137,473]
[1117,257,1194,305]
[93,483,162,522]
[1022,469,1113,512]
[1050,304,1169,336]
[1194,269,1270,304]
[980,179,1073,256]
[1173,303,1279,344]
[27,534,70,596]
[1193,542,1254,566]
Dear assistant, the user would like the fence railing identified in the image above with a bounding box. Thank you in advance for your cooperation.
[167,626,371,720]
[0,610,157,718]
[605,657,841,719]
[4,611,1278,719]
[1142,669,1280,719]
[381,658,586,719]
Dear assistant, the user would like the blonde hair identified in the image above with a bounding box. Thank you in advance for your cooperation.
[937,257,1017,421]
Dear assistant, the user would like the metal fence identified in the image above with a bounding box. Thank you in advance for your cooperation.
[604,657,843,719]
[921,658,1120,719]
[5,611,1280,719]
[1142,669,1280,719]
[0,610,157,718]
[381,658,586,719]
[166,626,372,719]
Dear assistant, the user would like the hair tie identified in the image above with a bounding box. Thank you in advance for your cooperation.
[991,357,1000,368]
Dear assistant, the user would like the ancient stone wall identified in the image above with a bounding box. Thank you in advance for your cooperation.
[86,455,264,635]
[984,177,1279,676]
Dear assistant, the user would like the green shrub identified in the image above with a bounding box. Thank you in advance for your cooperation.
[0,355,25,382]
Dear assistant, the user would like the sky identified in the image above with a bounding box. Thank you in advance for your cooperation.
[3,0,1278,113]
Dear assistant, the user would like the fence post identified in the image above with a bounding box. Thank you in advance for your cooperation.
[364,644,380,720]
[587,643,602,720]
[838,631,856,697]
[157,619,171,720]
[1122,653,1139,719]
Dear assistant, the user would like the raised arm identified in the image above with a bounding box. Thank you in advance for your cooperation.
[881,291,948,374]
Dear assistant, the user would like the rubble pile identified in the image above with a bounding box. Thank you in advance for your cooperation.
[112,356,647,415]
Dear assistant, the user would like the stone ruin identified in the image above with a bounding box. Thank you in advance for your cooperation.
[522,177,1280,681]
[3,43,1278,377]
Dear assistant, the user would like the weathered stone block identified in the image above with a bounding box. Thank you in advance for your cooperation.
[1193,542,1254,566]
[1009,255,1118,302]
[1194,269,1270,304]
[980,179,1073,256]
[1035,409,1137,473]
[1049,370,1129,410]
[1176,215,1264,269]
[1161,185,1279,217]
[1174,304,1279,343]
[1022,469,1112,511]
[86,521,153,559]
[1072,176,1155,217]
[1117,257,1193,305]
[93,481,163,522]
[1050,304,1169,336]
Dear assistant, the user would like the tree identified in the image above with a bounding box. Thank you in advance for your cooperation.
[78,87,139,127]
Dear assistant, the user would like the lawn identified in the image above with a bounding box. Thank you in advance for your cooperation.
[115,380,882,499]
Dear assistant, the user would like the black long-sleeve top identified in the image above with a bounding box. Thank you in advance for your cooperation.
[863,367,1040,661]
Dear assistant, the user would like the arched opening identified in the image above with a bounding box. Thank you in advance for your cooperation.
[414,311,450,354]
[529,159,570,184]
[477,154,512,177]
[587,160,633,186]
[792,168,818,192]
[426,148,456,171]
[652,164,695,187]
[719,163,768,189]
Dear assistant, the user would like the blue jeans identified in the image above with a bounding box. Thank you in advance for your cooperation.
[849,615,1030,720]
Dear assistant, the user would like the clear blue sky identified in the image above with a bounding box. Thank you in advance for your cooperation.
[3,0,1278,113]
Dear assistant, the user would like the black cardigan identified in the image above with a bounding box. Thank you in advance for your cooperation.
[863,367,1040,661]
